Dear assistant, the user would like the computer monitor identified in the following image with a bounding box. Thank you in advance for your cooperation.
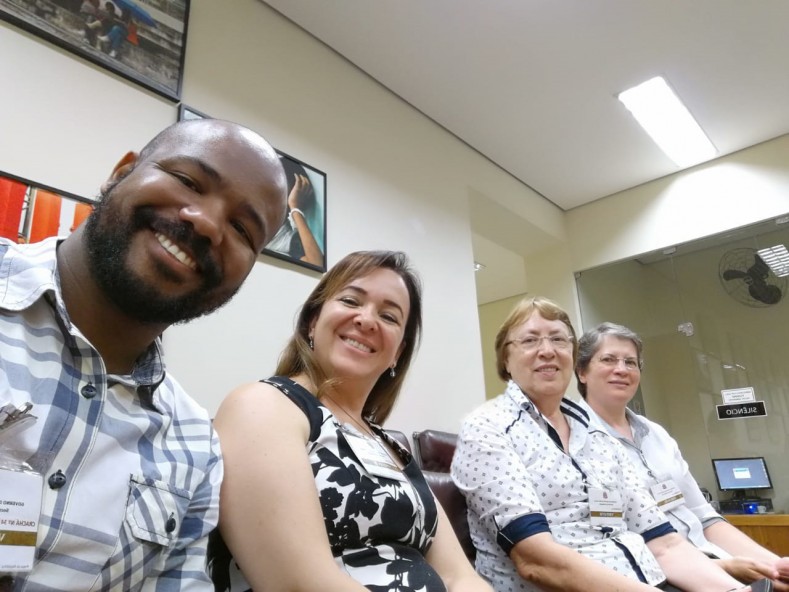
[711,457,773,496]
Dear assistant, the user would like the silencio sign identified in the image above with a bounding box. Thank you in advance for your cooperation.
[715,401,767,420]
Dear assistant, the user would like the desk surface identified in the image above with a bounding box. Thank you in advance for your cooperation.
[723,514,789,556]
[724,513,789,526]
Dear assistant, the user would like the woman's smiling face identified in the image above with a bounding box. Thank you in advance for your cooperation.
[504,312,574,402]
[578,335,641,408]
[310,267,410,384]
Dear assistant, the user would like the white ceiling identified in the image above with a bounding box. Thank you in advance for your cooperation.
[263,0,789,301]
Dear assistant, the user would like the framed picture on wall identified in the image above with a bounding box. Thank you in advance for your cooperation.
[264,149,327,272]
[177,104,328,272]
[0,0,190,101]
[0,170,94,244]
[177,103,208,121]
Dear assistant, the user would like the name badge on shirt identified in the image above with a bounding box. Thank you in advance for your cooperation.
[0,468,43,573]
[342,430,406,482]
[650,479,684,512]
[588,487,624,527]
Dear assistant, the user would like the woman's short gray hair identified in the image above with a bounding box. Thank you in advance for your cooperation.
[575,322,643,398]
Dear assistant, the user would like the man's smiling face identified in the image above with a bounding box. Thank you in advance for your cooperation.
[84,120,287,325]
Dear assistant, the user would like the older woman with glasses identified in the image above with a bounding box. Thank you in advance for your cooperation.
[576,322,789,591]
[451,297,760,592]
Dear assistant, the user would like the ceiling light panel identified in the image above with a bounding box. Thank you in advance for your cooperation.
[618,76,717,167]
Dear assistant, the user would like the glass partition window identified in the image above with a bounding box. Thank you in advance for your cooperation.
[576,216,789,514]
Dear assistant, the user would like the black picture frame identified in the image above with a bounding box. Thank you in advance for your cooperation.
[177,104,328,272]
[0,0,190,101]
[177,102,208,121]
[0,169,94,243]
[264,149,327,272]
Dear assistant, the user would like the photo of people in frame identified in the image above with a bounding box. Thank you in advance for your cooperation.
[0,0,190,100]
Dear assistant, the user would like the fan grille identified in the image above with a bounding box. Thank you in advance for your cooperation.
[719,247,787,307]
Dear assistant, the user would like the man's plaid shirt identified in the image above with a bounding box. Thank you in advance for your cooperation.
[0,238,222,591]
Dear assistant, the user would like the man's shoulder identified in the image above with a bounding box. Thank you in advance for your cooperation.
[0,236,58,259]
[0,238,60,310]
[159,373,213,418]
[152,375,220,475]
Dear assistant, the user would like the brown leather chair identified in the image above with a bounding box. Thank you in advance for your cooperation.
[413,430,476,563]
[413,429,457,472]
[384,429,412,454]
[422,470,476,562]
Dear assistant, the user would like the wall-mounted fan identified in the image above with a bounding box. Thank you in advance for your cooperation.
[718,247,787,307]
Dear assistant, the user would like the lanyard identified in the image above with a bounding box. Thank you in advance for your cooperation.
[536,409,590,493]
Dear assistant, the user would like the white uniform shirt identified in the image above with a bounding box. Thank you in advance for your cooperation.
[581,399,729,559]
[451,381,673,592]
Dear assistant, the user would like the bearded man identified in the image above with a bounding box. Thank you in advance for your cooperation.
[0,119,287,591]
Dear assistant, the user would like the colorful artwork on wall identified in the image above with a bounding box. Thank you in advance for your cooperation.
[0,0,190,100]
[0,171,94,243]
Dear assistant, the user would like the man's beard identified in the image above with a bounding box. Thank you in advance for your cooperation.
[83,183,240,325]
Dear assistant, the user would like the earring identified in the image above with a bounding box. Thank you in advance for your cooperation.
[389,365,396,378]
[309,336,314,350]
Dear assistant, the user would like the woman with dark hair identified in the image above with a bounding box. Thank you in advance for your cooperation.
[576,322,788,590]
[210,250,491,592]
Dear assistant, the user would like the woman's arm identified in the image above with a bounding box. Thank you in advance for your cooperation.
[287,173,323,266]
[290,208,323,267]
[716,557,781,588]
[704,521,786,591]
[214,382,369,592]
[642,421,785,590]
[705,520,780,564]
[509,532,655,592]
[647,532,750,591]
[424,501,493,592]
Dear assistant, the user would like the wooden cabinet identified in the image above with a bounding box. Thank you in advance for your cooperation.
[724,514,789,556]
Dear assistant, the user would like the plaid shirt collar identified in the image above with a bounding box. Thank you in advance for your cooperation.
[0,237,166,398]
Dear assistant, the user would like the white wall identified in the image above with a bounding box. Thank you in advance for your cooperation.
[8,0,788,441]
[504,134,789,363]
[477,242,583,403]
[477,294,523,401]
[0,25,173,195]
[566,135,789,274]
[0,1,564,437]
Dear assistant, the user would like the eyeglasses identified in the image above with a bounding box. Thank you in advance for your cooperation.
[596,354,641,371]
[506,335,572,351]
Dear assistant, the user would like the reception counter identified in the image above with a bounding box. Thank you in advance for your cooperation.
[724,514,789,556]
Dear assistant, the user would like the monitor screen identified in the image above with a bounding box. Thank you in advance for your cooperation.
[711,457,773,491]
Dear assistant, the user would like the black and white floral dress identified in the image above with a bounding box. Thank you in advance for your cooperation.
[209,376,445,592]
